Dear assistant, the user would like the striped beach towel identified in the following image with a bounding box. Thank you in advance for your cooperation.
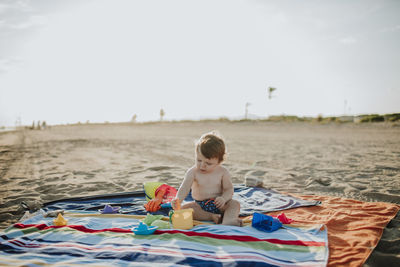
[0,213,328,266]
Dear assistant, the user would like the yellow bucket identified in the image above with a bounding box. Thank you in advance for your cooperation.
[169,208,194,230]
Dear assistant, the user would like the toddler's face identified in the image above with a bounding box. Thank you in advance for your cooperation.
[195,150,219,174]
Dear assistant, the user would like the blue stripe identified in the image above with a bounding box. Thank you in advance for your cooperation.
[0,244,280,267]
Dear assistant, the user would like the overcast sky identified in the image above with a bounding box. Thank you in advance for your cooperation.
[1,0,399,126]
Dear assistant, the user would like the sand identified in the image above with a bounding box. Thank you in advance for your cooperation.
[0,121,399,265]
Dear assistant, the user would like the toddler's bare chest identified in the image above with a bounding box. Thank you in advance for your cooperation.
[194,174,222,189]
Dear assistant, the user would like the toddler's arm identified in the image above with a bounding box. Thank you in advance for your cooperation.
[175,167,195,204]
[220,168,234,202]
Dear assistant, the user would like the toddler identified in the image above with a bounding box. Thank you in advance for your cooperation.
[173,131,241,226]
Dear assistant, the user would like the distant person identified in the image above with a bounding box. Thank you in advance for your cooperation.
[172,132,242,226]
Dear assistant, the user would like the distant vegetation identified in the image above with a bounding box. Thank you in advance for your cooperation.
[192,113,400,124]
[171,113,400,124]
[18,113,400,129]
[265,113,400,123]
[357,113,400,123]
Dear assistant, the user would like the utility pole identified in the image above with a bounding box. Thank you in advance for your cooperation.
[245,102,251,120]
[160,109,165,122]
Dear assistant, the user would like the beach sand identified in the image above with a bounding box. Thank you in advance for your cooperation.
[0,121,399,265]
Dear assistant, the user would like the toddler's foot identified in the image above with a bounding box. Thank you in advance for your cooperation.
[233,218,243,227]
[212,214,222,224]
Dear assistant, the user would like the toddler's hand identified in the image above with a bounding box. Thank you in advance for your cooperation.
[171,198,181,210]
[214,196,226,209]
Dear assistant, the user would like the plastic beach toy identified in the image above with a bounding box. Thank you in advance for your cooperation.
[151,219,170,229]
[99,204,120,214]
[169,199,193,230]
[143,182,177,212]
[53,213,68,226]
[132,222,158,235]
[160,202,172,209]
[252,212,282,232]
[276,213,293,224]
[169,208,194,229]
[142,213,164,225]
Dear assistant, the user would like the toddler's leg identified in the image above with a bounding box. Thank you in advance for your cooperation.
[182,202,221,224]
[221,199,242,226]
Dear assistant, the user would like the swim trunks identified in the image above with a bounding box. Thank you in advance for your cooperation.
[195,198,221,214]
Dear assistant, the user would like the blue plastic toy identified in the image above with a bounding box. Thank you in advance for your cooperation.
[160,202,172,209]
[252,212,282,232]
[99,204,120,214]
[132,222,158,235]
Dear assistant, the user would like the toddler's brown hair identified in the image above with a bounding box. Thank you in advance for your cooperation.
[196,132,226,163]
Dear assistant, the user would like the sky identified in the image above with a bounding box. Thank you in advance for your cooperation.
[0,0,399,126]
